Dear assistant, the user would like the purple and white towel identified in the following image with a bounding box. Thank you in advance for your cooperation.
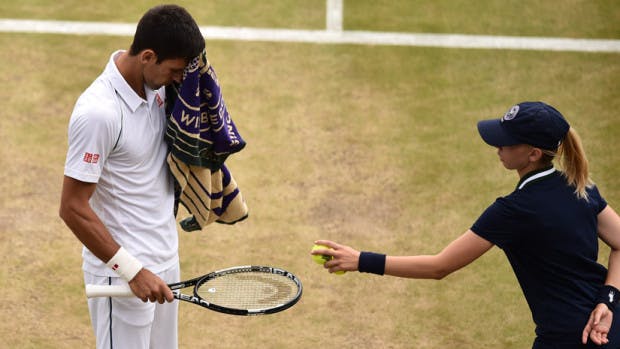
[165,49,248,231]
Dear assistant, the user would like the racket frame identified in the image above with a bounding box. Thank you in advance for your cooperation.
[183,265,303,315]
[86,265,303,316]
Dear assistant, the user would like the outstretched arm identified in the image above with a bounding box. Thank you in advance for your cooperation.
[313,229,493,279]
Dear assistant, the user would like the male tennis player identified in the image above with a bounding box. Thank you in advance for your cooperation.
[59,5,204,348]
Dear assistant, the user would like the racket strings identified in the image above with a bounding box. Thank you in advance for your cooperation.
[196,272,299,310]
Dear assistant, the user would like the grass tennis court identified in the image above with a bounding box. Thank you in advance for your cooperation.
[0,1,618,348]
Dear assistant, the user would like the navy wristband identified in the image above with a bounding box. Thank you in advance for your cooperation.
[358,252,386,275]
[597,285,620,312]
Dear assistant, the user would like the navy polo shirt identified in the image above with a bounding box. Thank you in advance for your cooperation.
[471,167,618,345]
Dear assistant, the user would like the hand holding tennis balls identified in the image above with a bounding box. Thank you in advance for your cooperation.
[311,244,345,275]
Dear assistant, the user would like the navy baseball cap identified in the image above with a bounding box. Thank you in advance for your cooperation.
[477,101,570,150]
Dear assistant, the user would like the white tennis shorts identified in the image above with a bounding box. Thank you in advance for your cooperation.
[84,265,180,349]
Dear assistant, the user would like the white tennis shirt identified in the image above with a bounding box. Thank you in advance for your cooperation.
[65,51,178,277]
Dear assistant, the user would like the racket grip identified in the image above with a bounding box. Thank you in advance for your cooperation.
[85,284,134,298]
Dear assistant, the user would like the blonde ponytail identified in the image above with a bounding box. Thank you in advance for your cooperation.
[555,128,593,200]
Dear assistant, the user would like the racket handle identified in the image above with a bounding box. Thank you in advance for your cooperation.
[85,284,134,298]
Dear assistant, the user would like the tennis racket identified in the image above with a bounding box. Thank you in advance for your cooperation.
[85,265,302,316]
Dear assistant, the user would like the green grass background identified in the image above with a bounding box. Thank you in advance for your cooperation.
[0,1,619,348]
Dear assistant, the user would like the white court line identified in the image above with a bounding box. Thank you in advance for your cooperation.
[326,0,343,32]
[0,18,619,53]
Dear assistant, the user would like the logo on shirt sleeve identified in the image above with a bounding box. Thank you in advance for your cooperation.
[83,152,100,164]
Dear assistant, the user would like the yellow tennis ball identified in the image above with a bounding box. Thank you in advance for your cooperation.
[311,244,345,275]
[311,244,332,265]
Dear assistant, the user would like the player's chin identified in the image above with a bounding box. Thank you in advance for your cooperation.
[146,81,167,91]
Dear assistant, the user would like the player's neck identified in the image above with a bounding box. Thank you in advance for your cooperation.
[517,162,549,179]
[114,51,146,99]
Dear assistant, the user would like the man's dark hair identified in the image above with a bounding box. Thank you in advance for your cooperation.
[130,4,205,63]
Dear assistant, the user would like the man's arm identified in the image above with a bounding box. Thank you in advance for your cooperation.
[59,175,173,303]
[59,176,120,260]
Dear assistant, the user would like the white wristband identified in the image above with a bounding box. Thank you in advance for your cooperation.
[106,247,143,282]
